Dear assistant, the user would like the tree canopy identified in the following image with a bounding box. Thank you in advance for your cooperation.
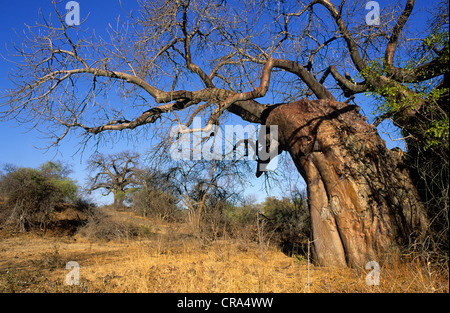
[86,151,140,206]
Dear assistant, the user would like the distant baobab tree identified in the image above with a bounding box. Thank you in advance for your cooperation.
[86,151,140,207]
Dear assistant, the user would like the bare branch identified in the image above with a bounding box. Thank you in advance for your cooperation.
[384,0,415,68]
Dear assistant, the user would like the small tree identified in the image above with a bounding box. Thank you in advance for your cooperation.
[169,159,249,237]
[86,151,140,207]
[263,191,310,256]
[39,161,78,202]
[0,161,78,232]
[131,168,181,220]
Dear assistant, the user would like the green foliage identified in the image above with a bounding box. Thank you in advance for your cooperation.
[360,31,449,153]
[358,27,449,252]
[2,167,57,204]
[225,203,260,225]
[53,179,78,202]
[0,161,80,232]
[262,194,310,255]
[39,161,78,202]
[39,161,70,179]
[361,59,423,115]
[424,119,449,150]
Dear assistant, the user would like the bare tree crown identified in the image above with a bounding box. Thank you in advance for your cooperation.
[86,151,140,197]
[1,0,447,148]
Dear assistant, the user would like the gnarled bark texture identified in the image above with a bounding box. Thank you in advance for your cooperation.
[265,99,429,267]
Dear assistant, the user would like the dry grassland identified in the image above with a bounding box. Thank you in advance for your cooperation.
[0,209,448,293]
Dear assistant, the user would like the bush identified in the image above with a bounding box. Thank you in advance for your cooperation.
[0,168,59,232]
[262,194,310,255]
[77,207,139,241]
[198,199,233,239]
[0,162,80,232]
[39,161,78,202]
[131,187,180,221]
[226,203,260,225]
[225,203,261,242]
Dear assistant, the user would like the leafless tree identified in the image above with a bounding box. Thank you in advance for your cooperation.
[86,151,140,207]
[130,166,182,220]
[167,158,249,237]
[1,0,447,267]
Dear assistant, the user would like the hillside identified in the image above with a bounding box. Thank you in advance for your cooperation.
[0,205,448,293]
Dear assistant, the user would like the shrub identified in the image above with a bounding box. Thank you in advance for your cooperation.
[0,162,80,232]
[225,203,261,242]
[77,207,139,241]
[199,199,233,239]
[263,194,310,255]
[226,203,261,225]
[0,168,60,232]
[131,187,180,221]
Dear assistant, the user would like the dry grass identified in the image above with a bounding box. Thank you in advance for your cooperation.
[0,209,448,293]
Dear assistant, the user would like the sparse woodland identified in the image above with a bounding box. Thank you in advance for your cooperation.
[0,0,448,293]
[0,154,447,293]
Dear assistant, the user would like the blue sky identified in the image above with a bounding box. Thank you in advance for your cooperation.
[0,1,142,204]
[0,1,149,204]
[0,0,285,205]
[0,0,432,205]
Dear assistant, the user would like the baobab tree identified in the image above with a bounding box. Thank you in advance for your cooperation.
[86,151,140,207]
[1,0,447,267]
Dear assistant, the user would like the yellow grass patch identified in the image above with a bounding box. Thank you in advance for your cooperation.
[0,213,448,293]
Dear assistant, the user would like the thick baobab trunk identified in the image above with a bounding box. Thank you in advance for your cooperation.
[112,189,125,208]
[265,99,429,267]
[113,194,122,207]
